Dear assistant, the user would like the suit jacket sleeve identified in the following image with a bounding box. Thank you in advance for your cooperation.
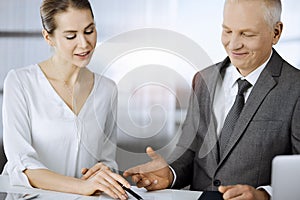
[169,71,210,189]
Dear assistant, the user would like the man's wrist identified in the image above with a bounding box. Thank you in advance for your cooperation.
[257,188,270,200]
[168,166,176,188]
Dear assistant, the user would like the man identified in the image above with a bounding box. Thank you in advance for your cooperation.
[124,0,300,199]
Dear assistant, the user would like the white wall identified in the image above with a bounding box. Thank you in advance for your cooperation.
[0,0,299,78]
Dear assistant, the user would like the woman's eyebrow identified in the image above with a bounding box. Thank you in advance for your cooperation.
[63,23,95,33]
[85,22,95,29]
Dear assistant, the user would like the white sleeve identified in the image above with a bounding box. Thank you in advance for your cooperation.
[257,185,272,197]
[2,70,47,187]
[99,84,118,171]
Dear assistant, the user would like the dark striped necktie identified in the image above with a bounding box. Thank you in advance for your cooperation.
[219,78,252,159]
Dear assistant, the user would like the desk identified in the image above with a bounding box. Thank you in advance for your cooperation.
[0,175,202,199]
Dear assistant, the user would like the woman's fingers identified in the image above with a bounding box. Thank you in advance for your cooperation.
[108,171,131,188]
[96,182,120,199]
[97,178,127,200]
[82,162,131,199]
[81,168,89,179]
[81,163,109,180]
[93,168,129,199]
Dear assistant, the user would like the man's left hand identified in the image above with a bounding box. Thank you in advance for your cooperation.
[219,184,270,200]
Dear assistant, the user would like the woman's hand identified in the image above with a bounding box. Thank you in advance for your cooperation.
[80,163,130,199]
[81,162,109,180]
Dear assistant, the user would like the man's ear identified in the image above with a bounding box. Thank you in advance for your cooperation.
[42,29,53,46]
[272,21,283,45]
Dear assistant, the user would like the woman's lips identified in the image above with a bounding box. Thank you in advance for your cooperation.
[75,51,91,59]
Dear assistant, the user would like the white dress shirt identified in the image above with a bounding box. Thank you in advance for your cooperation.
[213,61,266,137]
[2,64,118,187]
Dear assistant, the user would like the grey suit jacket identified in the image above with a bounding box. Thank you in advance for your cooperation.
[170,49,300,191]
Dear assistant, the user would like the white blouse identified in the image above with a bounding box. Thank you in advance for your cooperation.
[2,64,118,187]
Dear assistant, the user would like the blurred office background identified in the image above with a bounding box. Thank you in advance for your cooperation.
[0,0,299,172]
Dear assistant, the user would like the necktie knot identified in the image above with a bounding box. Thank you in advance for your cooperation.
[237,79,252,96]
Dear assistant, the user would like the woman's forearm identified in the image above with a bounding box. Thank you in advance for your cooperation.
[24,169,86,195]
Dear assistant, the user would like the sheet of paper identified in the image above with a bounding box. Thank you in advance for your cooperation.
[1,192,83,200]
[98,187,173,200]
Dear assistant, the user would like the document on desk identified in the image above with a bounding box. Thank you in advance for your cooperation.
[0,192,81,200]
[98,187,172,200]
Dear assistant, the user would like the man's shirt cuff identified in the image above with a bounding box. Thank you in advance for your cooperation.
[169,166,177,188]
[257,185,272,197]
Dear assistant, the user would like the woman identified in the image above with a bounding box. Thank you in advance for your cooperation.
[2,0,129,199]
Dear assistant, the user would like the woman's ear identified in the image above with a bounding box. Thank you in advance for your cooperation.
[272,22,283,45]
[42,29,53,46]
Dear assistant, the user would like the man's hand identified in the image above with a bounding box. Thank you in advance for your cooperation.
[219,184,270,200]
[123,146,174,191]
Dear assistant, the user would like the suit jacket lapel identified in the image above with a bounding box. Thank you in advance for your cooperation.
[200,58,230,166]
[217,49,282,166]
[202,72,220,167]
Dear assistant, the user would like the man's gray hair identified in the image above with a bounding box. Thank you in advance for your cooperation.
[225,0,282,29]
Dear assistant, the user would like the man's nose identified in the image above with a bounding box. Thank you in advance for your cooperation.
[228,34,243,50]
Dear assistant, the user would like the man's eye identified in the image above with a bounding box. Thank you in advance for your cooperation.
[242,33,254,37]
[223,30,231,34]
[66,34,76,40]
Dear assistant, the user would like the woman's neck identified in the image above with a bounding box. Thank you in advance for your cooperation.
[45,56,83,87]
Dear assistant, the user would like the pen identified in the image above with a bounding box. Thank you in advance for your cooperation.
[118,182,144,200]
[22,193,39,200]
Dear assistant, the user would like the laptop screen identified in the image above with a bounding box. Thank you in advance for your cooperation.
[271,155,300,200]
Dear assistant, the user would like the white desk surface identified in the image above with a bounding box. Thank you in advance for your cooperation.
[0,175,202,200]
